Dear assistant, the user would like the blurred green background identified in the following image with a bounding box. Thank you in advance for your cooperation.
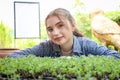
[0,0,120,49]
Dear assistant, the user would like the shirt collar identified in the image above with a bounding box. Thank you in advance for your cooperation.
[53,43,61,53]
[52,36,82,54]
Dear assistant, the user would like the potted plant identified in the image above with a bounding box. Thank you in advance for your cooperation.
[0,22,14,48]
[0,22,19,58]
[0,55,120,79]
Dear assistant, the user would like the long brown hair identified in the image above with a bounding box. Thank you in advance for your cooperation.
[45,8,84,37]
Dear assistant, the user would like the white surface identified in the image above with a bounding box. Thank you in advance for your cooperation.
[14,2,40,38]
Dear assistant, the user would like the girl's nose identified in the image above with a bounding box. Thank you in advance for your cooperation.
[52,28,59,35]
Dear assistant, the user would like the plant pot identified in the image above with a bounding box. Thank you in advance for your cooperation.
[0,48,19,58]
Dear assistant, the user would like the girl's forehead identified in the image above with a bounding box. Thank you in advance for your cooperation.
[48,15,66,21]
[46,15,68,24]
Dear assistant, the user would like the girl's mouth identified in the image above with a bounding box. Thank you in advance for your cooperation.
[54,36,63,41]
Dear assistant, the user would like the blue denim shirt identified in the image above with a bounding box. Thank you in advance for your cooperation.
[8,36,120,58]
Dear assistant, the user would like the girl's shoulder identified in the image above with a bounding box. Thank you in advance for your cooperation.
[75,36,97,44]
[76,36,92,41]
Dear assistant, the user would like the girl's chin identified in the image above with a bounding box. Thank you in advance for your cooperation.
[54,40,65,45]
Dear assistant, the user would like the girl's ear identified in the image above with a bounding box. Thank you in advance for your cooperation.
[72,22,76,31]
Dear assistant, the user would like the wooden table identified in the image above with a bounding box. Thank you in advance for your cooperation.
[0,48,19,58]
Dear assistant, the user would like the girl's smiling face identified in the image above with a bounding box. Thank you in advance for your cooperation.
[46,15,75,46]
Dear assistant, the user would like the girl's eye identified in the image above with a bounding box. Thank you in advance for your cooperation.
[47,28,53,32]
[58,24,64,28]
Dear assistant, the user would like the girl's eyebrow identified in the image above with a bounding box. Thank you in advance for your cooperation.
[46,26,51,29]
[46,26,52,31]
[55,21,63,26]
[47,21,63,29]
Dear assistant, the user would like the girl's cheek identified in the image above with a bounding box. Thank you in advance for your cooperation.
[48,33,53,38]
